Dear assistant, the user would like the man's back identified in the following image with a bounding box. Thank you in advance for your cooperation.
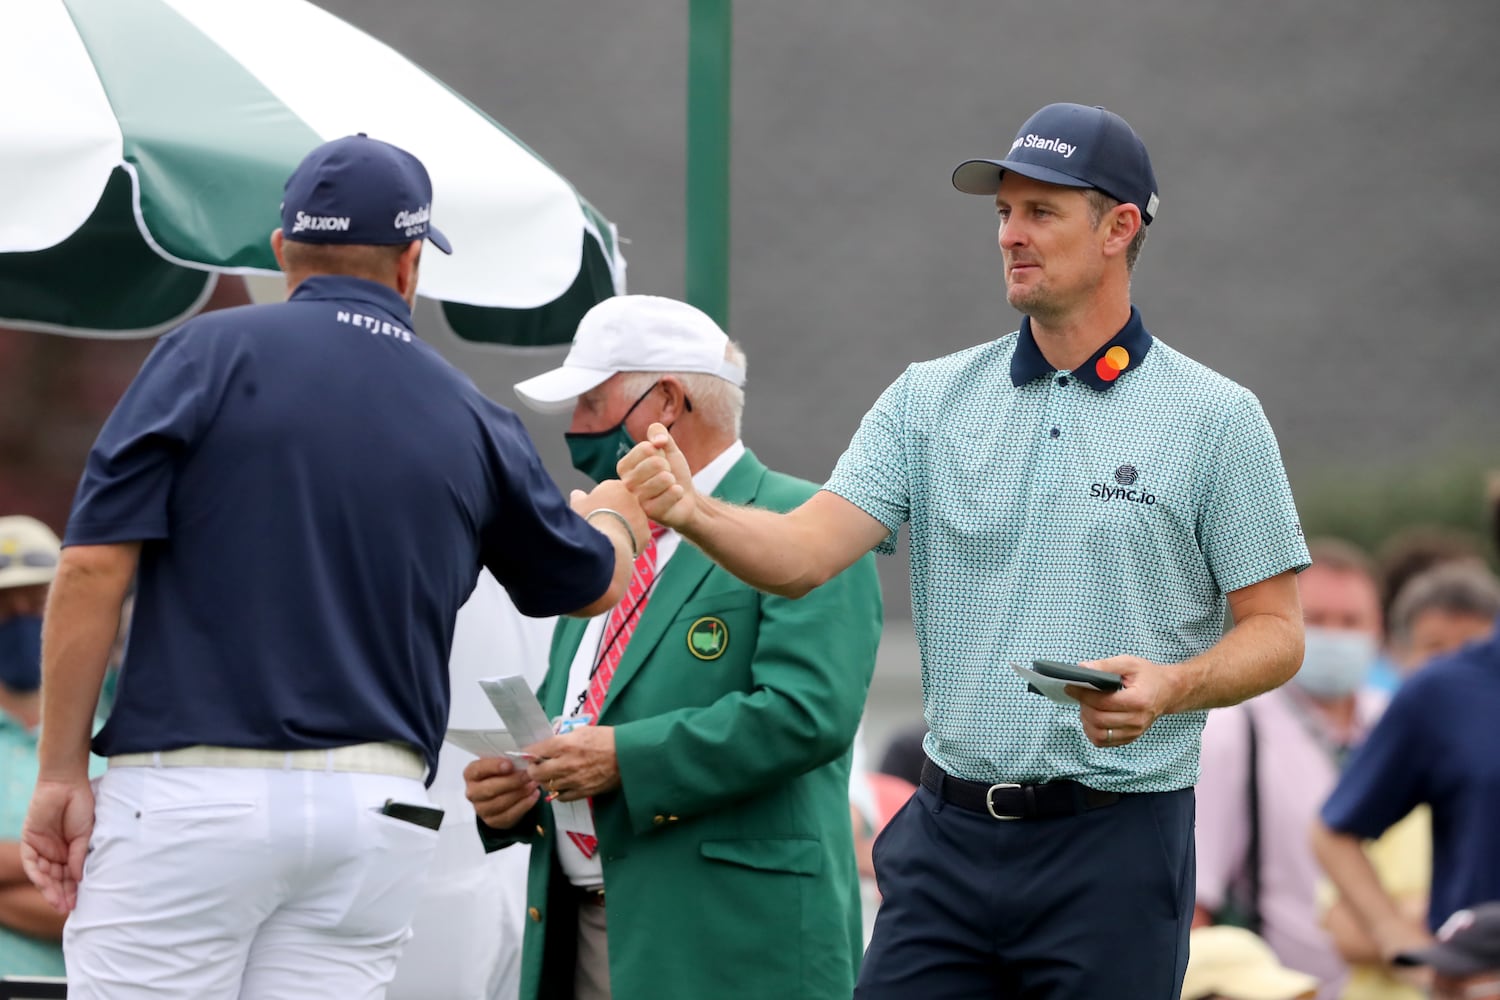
[27,132,639,1000]
[1323,630,1500,927]
[75,276,609,776]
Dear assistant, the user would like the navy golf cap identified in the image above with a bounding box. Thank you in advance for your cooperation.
[281,134,452,254]
[952,103,1160,224]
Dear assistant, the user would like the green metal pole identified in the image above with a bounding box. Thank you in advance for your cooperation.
[686,0,731,329]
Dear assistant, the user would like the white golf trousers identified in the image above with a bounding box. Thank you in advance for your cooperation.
[64,762,440,999]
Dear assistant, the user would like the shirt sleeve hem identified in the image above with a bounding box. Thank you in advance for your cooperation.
[1216,555,1312,595]
[63,519,170,546]
[507,540,616,618]
[1318,801,1389,842]
[819,483,902,554]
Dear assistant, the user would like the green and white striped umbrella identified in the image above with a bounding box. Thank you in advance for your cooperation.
[0,0,624,344]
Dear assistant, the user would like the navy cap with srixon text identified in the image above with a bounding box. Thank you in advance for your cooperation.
[952,103,1160,224]
[280,133,452,254]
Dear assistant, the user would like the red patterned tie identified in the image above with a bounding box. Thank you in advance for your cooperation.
[579,524,664,723]
[567,525,665,861]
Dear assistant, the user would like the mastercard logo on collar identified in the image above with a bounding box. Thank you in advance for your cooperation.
[1095,346,1130,382]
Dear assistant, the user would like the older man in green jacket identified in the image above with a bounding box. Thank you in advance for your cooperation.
[465,295,883,1000]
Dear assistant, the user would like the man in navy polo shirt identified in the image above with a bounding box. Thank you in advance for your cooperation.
[20,134,645,1000]
[621,103,1309,996]
[1313,625,1500,968]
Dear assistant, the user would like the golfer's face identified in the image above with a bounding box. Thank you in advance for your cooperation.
[994,172,1106,320]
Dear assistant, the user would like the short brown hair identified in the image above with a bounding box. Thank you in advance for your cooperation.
[1306,537,1376,579]
[1375,526,1486,631]
[1084,189,1147,272]
[1388,561,1500,643]
[280,240,410,283]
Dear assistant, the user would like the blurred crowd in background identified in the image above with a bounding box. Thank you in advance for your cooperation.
[2,323,1499,998]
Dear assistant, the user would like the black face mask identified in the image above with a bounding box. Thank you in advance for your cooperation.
[0,615,42,693]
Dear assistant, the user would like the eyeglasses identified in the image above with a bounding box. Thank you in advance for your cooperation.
[0,552,58,571]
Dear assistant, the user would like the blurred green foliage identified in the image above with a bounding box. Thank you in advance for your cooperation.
[1292,454,1499,564]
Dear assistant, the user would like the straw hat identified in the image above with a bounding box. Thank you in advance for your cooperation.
[1182,926,1320,1000]
[0,516,61,589]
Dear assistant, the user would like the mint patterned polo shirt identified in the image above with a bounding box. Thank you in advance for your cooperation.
[825,307,1309,793]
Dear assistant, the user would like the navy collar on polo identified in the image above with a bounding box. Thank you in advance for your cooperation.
[1009,305,1154,390]
[288,274,416,327]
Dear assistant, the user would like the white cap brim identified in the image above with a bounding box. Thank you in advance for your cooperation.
[0,566,57,589]
[513,365,617,414]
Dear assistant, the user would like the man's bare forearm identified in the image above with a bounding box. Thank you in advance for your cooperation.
[0,884,67,940]
[36,543,138,780]
[1311,821,1423,958]
[1164,611,1301,712]
[0,842,26,886]
[684,497,822,598]
[621,427,889,595]
[1162,571,1303,713]
[1324,896,1384,964]
[683,491,889,600]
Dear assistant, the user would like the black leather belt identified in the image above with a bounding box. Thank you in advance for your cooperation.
[920,757,1122,821]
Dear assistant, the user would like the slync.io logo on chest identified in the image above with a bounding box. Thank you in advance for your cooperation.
[1088,464,1157,505]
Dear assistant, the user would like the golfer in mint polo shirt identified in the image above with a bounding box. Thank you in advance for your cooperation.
[621,102,1310,997]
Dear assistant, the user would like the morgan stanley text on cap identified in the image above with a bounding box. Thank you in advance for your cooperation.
[514,295,746,414]
[951,103,1160,224]
[281,133,452,254]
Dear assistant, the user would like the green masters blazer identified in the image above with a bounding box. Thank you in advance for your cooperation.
[480,449,883,1000]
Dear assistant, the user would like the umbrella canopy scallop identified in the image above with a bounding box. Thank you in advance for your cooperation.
[0,0,624,343]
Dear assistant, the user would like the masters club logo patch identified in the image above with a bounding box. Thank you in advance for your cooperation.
[686,616,728,661]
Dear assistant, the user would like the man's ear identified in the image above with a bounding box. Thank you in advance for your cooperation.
[655,375,690,425]
[270,229,286,271]
[1102,204,1141,259]
[395,240,423,300]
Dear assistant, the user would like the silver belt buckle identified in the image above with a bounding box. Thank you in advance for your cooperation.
[985,783,1023,821]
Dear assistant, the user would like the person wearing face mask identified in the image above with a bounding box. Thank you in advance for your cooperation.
[0,515,69,976]
[463,294,883,1000]
[1196,539,1390,997]
[1313,576,1500,986]
[1306,563,1500,1000]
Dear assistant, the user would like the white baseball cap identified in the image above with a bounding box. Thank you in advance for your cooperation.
[513,295,746,414]
[0,516,61,590]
